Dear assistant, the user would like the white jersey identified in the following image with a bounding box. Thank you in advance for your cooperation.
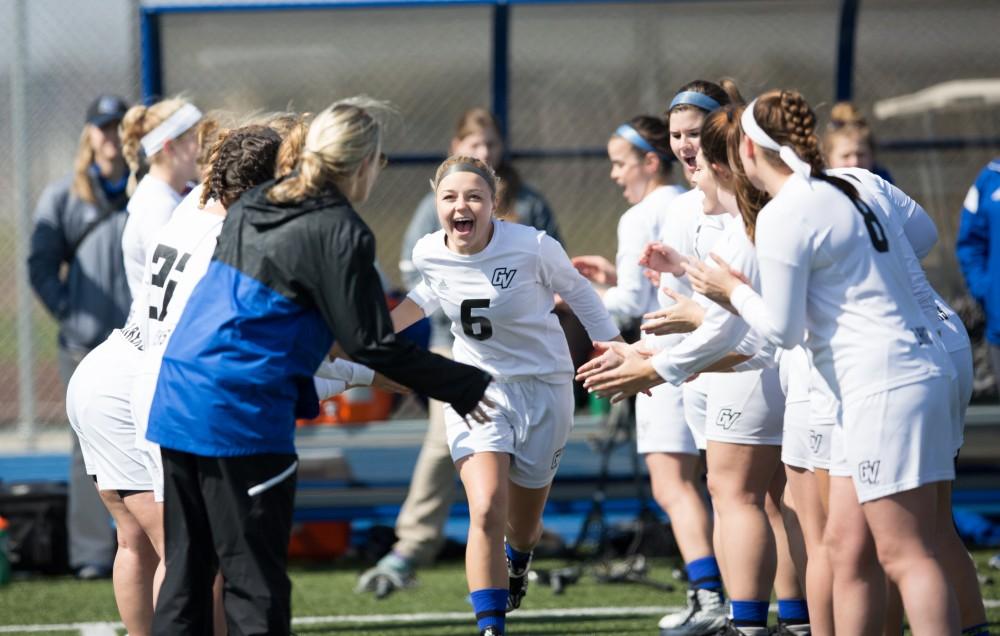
[829,167,969,354]
[603,185,685,319]
[122,174,183,300]
[409,220,619,381]
[731,174,952,399]
[652,214,757,385]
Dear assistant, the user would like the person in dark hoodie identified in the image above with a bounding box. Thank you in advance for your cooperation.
[147,97,493,635]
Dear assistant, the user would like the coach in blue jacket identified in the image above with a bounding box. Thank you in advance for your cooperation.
[956,158,1000,390]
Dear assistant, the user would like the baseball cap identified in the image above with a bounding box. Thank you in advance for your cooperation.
[85,95,129,127]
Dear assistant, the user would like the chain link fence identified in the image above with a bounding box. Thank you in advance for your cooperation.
[2,0,999,439]
[0,0,139,443]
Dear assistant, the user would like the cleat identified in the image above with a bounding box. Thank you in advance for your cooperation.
[505,550,532,612]
[769,623,811,635]
[355,557,414,599]
[658,588,728,635]
[480,627,503,636]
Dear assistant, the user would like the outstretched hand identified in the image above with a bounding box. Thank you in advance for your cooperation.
[461,392,497,429]
[571,255,617,286]
[641,288,705,335]
[370,372,412,395]
[639,242,688,277]
[576,341,662,403]
[683,253,749,309]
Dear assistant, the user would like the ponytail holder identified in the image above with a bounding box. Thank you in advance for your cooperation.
[434,162,496,196]
[668,91,721,113]
[740,98,813,183]
[140,103,203,158]
[614,124,670,160]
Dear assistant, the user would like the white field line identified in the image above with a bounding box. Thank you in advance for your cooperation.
[2,601,999,633]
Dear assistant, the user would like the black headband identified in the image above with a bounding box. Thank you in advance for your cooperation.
[435,162,496,196]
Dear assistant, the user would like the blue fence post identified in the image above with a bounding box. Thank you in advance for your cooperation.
[139,8,163,104]
[835,0,859,102]
[491,1,510,144]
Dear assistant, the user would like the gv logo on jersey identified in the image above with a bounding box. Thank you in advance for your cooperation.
[551,448,564,470]
[716,408,741,430]
[858,460,881,485]
[491,267,517,289]
[809,430,823,454]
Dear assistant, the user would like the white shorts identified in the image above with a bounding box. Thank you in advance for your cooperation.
[704,368,784,446]
[682,376,709,451]
[779,347,813,470]
[129,361,165,503]
[949,345,973,454]
[65,332,160,498]
[444,378,573,489]
[636,382,698,455]
[806,366,839,471]
[831,377,956,503]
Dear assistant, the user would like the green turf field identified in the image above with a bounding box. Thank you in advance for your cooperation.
[0,553,997,634]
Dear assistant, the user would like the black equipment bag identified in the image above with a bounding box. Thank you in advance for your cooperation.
[0,481,70,574]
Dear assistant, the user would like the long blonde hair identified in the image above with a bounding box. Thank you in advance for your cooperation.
[268,97,396,204]
[70,127,99,204]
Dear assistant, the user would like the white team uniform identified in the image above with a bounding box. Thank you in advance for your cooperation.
[121,175,183,301]
[650,189,729,450]
[830,168,972,453]
[652,214,785,446]
[731,174,955,502]
[409,220,619,488]
[780,347,836,471]
[601,185,696,455]
[66,186,201,500]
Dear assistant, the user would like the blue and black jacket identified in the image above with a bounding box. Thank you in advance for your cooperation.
[147,180,492,457]
[957,159,1000,345]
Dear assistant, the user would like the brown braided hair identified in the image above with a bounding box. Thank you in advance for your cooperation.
[200,125,282,209]
[751,89,863,206]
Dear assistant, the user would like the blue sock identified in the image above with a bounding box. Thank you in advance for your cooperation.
[731,599,769,627]
[685,556,722,591]
[470,588,507,633]
[505,542,532,573]
[961,623,990,636]
[777,598,809,625]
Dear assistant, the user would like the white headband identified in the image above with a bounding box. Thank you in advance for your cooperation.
[740,98,813,181]
[140,103,203,158]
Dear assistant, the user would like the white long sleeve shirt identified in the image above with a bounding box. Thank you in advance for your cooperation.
[409,220,619,381]
[121,175,183,301]
[730,174,951,399]
[602,185,686,319]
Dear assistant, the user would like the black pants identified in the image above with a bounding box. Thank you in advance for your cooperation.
[153,448,298,636]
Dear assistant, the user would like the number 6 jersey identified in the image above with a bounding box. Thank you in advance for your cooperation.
[409,220,619,382]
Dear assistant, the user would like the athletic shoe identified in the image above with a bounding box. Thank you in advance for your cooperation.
[769,623,811,635]
[355,553,414,599]
[480,627,503,636]
[505,551,532,612]
[658,588,728,635]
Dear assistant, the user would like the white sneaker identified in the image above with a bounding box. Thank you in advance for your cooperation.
[658,588,728,635]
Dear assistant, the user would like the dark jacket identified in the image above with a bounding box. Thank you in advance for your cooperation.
[147,179,492,457]
[27,173,131,351]
[957,159,1000,344]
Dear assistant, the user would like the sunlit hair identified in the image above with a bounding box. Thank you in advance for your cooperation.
[432,155,499,201]
[119,96,197,193]
[701,106,769,242]
[267,96,396,204]
[748,89,865,211]
[71,127,100,205]
[200,125,282,209]
[665,79,744,121]
[822,101,875,164]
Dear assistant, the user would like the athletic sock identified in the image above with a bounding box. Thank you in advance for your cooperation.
[685,556,723,591]
[505,542,532,573]
[470,588,507,633]
[777,598,809,625]
[961,623,990,636]
[730,599,769,628]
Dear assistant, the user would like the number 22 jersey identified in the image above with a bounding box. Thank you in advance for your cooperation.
[409,220,619,382]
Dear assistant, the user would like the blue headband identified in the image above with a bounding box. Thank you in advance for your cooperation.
[614,124,670,160]
[668,90,722,113]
